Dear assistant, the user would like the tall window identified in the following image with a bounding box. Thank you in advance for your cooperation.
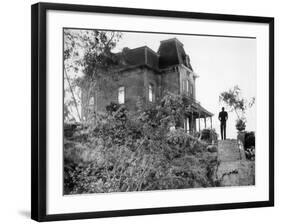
[118,86,125,104]
[186,79,189,94]
[182,79,189,94]
[181,81,185,93]
[148,84,154,102]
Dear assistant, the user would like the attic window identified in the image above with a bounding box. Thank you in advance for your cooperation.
[118,86,125,104]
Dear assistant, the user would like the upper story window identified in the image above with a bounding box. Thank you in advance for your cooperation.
[148,84,154,102]
[181,79,190,95]
[186,79,189,94]
[118,86,125,104]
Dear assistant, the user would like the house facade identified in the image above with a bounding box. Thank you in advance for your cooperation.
[81,38,213,133]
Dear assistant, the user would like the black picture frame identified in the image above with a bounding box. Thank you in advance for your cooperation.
[31,2,274,222]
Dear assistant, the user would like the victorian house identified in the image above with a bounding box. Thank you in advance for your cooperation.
[81,38,213,133]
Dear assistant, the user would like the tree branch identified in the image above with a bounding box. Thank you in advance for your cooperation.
[64,66,82,122]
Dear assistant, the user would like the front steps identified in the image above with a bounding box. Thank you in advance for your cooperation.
[216,139,255,186]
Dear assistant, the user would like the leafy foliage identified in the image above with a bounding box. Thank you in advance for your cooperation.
[64,93,219,194]
[219,85,255,131]
[199,129,218,144]
[63,29,122,122]
[64,30,122,74]
[235,118,246,131]
[244,132,255,161]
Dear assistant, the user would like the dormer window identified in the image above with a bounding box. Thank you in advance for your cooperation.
[118,86,125,104]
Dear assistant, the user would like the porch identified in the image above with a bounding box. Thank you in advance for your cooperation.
[182,95,213,133]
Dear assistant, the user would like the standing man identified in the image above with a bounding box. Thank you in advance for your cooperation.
[218,107,228,140]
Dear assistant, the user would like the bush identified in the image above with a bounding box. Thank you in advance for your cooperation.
[64,94,219,194]
[64,130,218,194]
[244,132,255,149]
[64,122,80,138]
[244,132,255,160]
[236,118,246,131]
[200,129,218,143]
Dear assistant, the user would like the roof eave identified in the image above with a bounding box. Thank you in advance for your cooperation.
[112,64,161,73]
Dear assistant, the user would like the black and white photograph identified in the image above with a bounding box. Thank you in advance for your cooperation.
[63,29,257,195]
[0,0,278,223]
[29,2,274,222]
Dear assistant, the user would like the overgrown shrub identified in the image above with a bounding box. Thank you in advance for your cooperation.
[200,129,218,143]
[236,118,246,131]
[244,132,255,161]
[244,132,255,149]
[64,93,219,194]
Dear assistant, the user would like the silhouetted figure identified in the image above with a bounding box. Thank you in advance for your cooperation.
[218,107,228,140]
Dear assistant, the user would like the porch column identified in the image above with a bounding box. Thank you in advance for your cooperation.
[210,117,212,129]
[191,113,194,133]
[198,114,201,131]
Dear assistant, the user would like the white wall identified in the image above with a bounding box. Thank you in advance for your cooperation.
[0,0,279,223]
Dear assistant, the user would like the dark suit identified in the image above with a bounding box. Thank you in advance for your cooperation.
[218,111,228,140]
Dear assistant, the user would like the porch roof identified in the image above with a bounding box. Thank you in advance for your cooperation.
[182,95,213,118]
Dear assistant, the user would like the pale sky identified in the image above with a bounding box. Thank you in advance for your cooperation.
[113,31,257,138]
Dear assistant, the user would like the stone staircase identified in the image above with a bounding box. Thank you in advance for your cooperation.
[218,140,241,161]
[216,139,255,186]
